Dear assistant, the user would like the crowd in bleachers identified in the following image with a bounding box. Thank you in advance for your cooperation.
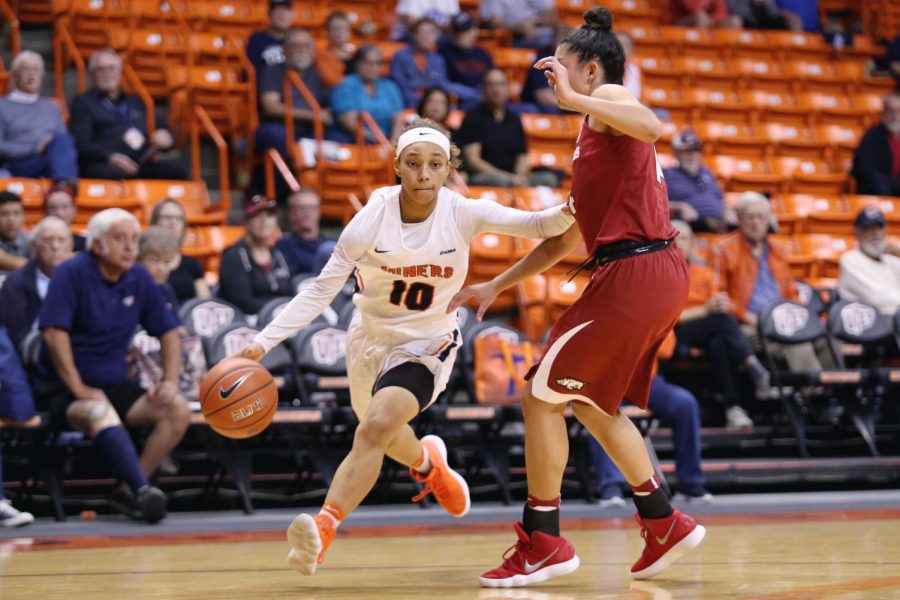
[1,0,900,525]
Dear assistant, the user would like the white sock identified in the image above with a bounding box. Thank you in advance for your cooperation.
[413,445,431,474]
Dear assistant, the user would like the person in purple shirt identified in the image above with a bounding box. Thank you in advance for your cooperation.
[663,128,732,233]
[35,209,189,523]
[437,13,493,105]
[275,188,336,277]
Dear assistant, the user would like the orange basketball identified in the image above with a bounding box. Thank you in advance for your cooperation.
[199,358,278,439]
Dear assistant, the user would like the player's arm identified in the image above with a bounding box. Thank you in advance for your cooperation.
[462,195,575,240]
[234,203,377,361]
[534,55,661,143]
[449,223,582,319]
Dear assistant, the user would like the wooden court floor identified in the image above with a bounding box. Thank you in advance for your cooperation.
[2,509,900,599]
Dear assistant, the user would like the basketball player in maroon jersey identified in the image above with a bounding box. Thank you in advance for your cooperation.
[450,7,706,588]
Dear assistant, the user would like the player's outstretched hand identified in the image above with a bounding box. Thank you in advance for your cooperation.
[534,56,576,111]
[447,281,500,322]
[230,342,266,362]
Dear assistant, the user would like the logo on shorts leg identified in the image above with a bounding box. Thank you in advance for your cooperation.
[555,377,586,391]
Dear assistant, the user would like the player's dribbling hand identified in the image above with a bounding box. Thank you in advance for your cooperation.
[447,281,500,322]
[231,342,266,362]
[534,56,576,110]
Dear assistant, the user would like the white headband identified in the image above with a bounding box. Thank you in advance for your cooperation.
[395,127,451,159]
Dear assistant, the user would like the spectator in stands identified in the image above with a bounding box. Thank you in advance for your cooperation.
[0,51,78,183]
[275,188,336,277]
[393,0,460,39]
[670,0,742,28]
[852,93,900,197]
[317,12,357,88]
[479,0,559,48]
[331,45,405,143]
[389,18,479,109]
[71,49,187,181]
[218,194,292,315]
[149,199,211,304]
[838,206,900,316]
[712,192,823,372]
[138,226,181,311]
[257,28,340,157]
[35,208,189,523]
[0,216,72,350]
[43,181,86,252]
[775,0,820,32]
[438,13,494,101]
[672,220,768,429]
[246,0,294,72]
[727,0,804,30]
[519,28,573,115]
[664,128,731,233]
[589,376,712,506]
[0,191,29,275]
[458,68,559,188]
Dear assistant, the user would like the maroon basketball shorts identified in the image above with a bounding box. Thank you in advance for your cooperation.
[528,244,689,415]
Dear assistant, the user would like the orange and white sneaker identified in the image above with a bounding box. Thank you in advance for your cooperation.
[410,435,471,518]
[286,513,336,575]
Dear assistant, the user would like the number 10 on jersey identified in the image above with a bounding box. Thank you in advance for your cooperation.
[389,280,435,311]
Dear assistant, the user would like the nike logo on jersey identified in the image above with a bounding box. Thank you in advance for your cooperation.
[220,374,251,400]
[524,548,559,573]
[374,248,391,253]
[440,248,456,255]
[655,519,678,545]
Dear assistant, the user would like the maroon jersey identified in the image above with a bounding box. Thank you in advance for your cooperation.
[568,119,677,254]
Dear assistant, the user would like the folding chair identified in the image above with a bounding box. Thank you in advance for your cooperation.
[178,297,247,338]
[290,323,350,406]
[256,296,295,329]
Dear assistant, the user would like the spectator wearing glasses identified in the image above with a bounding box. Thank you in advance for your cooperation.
[663,128,731,233]
[149,199,211,304]
[218,194,293,315]
[70,49,187,180]
[331,45,405,143]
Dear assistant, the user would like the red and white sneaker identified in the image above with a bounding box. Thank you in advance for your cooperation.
[410,435,471,518]
[630,508,705,579]
[479,522,580,588]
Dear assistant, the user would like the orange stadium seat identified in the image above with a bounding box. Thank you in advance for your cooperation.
[193,1,266,37]
[513,187,568,212]
[691,88,756,126]
[795,232,854,277]
[643,86,694,122]
[313,143,395,223]
[787,59,865,94]
[107,28,188,99]
[815,124,861,167]
[812,91,872,128]
[546,274,590,324]
[67,0,131,58]
[521,113,581,156]
[183,224,244,273]
[750,90,812,128]
[804,195,853,235]
[771,193,815,234]
[628,25,668,57]
[694,122,767,158]
[685,56,740,90]
[712,29,777,62]
[469,232,517,310]
[772,156,849,196]
[516,274,547,340]
[766,31,832,60]
[492,47,537,99]
[74,179,142,224]
[733,58,793,93]
[660,26,721,60]
[293,3,330,35]
[710,155,785,193]
[127,179,225,226]
[763,123,827,160]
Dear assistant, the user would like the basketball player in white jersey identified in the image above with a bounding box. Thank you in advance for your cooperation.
[234,118,574,576]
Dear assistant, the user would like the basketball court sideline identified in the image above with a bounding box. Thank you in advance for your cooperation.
[1,490,899,599]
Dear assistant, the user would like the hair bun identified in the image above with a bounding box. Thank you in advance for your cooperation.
[582,6,613,32]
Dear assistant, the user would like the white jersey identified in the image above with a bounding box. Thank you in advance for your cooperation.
[253,185,574,352]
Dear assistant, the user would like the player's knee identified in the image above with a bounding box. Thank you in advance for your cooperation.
[68,399,119,434]
[571,399,606,424]
[521,391,564,419]
[355,412,400,448]
[168,396,191,429]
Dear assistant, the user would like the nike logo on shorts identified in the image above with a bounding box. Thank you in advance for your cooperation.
[524,548,559,573]
[220,374,250,399]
